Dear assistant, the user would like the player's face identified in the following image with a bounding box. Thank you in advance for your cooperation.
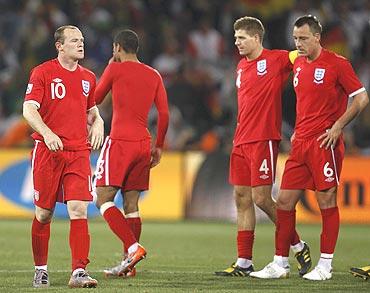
[234,29,260,57]
[293,24,320,57]
[58,28,84,61]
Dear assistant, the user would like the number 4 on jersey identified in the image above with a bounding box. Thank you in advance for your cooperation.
[259,159,269,174]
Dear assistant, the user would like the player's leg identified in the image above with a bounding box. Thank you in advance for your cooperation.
[302,137,344,281]
[215,145,254,276]
[251,140,310,274]
[250,188,302,279]
[64,150,97,288]
[32,206,53,288]
[302,187,338,281]
[66,200,97,288]
[31,141,59,288]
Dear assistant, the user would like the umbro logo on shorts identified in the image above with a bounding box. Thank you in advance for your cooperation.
[325,177,335,182]
[259,174,269,180]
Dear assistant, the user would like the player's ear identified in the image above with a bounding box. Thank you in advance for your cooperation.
[55,41,62,53]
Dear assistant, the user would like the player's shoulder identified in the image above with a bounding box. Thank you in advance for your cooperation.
[323,48,347,60]
[31,59,57,74]
[141,63,163,80]
[78,65,96,79]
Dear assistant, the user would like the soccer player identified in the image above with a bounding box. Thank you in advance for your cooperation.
[350,265,370,280]
[23,25,104,288]
[214,16,311,277]
[93,29,169,277]
[250,15,369,281]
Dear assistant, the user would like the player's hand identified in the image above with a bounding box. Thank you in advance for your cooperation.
[89,117,104,150]
[317,122,343,149]
[150,147,162,168]
[43,130,63,152]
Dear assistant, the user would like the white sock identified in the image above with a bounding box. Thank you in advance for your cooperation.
[126,211,140,218]
[318,253,333,272]
[100,201,115,216]
[274,255,289,268]
[35,265,47,271]
[72,268,85,276]
[290,241,304,254]
[236,258,253,268]
[128,242,139,254]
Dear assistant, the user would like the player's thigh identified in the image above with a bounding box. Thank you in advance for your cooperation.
[95,138,135,188]
[63,150,93,202]
[124,139,151,191]
[229,145,251,186]
[31,142,63,210]
[280,157,314,190]
[309,137,345,191]
[250,140,279,186]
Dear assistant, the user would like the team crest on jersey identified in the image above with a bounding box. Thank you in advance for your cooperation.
[82,80,90,97]
[314,68,325,84]
[26,83,33,94]
[257,59,267,76]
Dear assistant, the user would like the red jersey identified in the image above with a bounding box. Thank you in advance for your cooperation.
[233,49,292,145]
[95,61,169,147]
[293,49,365,139]
[24,59,96,150]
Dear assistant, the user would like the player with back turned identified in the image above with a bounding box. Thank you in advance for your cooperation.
[93,29,169,277]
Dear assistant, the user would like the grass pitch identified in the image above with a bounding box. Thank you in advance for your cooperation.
[0,219,369,292]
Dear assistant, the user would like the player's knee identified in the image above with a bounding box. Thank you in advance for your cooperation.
[276,196,293,210]
[67,201,88,219]
[124,201,138,214]
[253,194,272,210]
[36,209,53,223]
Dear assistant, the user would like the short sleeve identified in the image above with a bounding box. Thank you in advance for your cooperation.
[87,76,96,111]
[337,58,365,97]
[24,67,45,109]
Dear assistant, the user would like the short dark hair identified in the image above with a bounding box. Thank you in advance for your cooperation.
[233,16,265,42]
[114,29,139,54]
[294,15,322,34]
[54,25,79,43]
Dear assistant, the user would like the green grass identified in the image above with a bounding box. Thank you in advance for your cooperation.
[0,219,369,292]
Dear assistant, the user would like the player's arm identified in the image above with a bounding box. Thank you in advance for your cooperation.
[87,106,104,150]
[95,64,114,105]
[318,90,368,149]
[23,102,63,151]
[151,77,169,168]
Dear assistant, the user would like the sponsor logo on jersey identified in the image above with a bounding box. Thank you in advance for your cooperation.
[257,59,267,76]
[259,174,269,180]
[82,80,90,97]
[314,68,325,84]
[26,84,33,94]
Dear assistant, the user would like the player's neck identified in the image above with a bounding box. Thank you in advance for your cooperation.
[57,55,78,71]
[306,46,322,63]
[245,46,263,61]
[119,53,139,63]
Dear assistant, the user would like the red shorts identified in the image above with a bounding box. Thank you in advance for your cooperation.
[94,137,151,191]
[31,141,93,209]
[229,140,279,187]
[281,136,345,191]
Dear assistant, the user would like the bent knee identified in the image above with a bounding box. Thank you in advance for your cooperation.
[67,201,88,219]
[35,208,53,223]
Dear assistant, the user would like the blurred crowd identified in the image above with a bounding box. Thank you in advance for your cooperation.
[0,0,369,154]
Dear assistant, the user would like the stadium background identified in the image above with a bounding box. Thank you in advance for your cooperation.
[0,0,369,223]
